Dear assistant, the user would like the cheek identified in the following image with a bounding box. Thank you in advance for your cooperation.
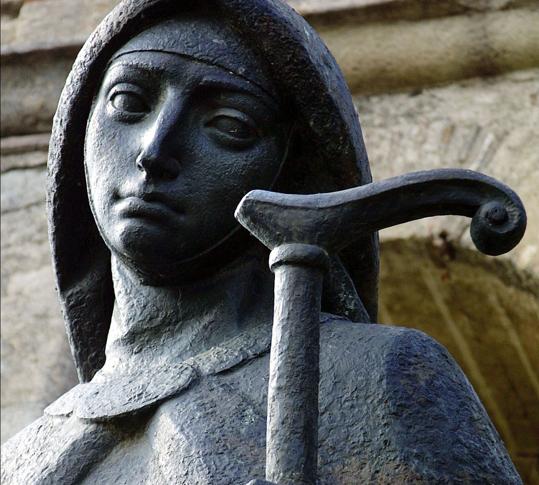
[200,137,286,198]
[190,139,285,234]
[239,141,284,186]
[85,110,136,205]
[174,135,285,248]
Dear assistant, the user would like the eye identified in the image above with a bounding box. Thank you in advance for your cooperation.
[110,91,149,114]
[205,108,258,146]
[106,81,149,116]
[207,116,254,139]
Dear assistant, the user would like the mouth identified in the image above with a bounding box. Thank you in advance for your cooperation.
[115,193,184,223]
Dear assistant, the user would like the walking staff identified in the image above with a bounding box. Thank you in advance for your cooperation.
[236,168,526,485]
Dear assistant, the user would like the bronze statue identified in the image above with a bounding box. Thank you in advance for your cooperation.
[1,1,525,484]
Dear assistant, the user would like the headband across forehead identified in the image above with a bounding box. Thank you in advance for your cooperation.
[111,17,278,99]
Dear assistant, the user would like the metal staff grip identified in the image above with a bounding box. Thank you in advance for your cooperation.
[235,168,526,256]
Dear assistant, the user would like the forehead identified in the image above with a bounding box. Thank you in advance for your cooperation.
[110,16,276,99]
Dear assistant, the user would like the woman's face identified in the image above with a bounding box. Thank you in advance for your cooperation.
[85,46,288,272]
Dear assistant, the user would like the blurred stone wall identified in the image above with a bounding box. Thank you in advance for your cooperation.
[1,0,538,482]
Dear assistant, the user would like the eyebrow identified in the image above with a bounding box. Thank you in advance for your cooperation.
[106,61,166,77]
[197,76,277,111]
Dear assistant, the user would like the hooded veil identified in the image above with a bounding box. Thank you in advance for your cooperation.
[47,0,379,382]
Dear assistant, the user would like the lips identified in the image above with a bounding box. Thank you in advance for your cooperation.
[115,192,184,222]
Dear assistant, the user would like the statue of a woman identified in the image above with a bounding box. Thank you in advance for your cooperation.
[1,1,522,483]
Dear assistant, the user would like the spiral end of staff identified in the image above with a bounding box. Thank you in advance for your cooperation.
[470,199,527,256]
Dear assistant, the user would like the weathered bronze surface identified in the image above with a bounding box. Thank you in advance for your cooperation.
[1,1,525,484]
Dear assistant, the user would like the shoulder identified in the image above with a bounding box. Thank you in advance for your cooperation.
[319,314,450,390]
[1,412,117,484]
[1,415,64,484]
[321,311,445,353]
[320,314,472,394]
[318,315,522,484]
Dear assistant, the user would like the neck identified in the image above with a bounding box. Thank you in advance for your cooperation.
[97,248,274,377]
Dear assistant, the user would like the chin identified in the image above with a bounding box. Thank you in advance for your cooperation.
[110,221,192,266]
[103,216,245,284]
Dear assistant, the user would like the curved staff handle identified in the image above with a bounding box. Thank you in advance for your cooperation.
[235,168,526,485]
[236,168,527,257]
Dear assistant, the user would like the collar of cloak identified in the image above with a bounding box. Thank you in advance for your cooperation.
[45,319,274,421]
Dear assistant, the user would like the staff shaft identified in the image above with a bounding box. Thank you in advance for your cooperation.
[266,244,328,485]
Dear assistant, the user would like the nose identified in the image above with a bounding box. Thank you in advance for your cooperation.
[136,101,183,181]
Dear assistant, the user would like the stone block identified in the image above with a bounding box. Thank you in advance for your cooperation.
[0,52,75,136]
[1,166,46,213]
[321,7,539,94]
